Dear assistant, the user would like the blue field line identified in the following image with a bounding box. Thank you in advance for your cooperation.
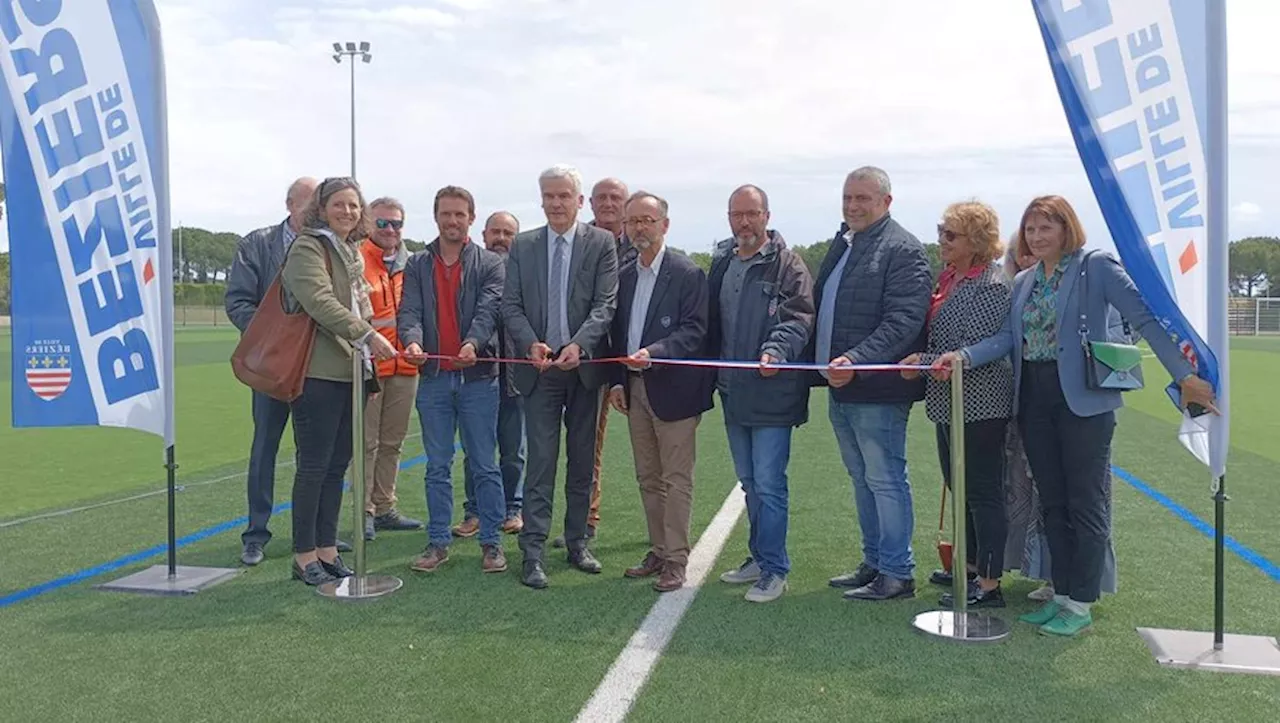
[0,453,429,609]
[1112,465,1280,583]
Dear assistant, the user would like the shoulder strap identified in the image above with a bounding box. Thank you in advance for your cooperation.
[1077,250,1095,342]
[1078,249,1133,343]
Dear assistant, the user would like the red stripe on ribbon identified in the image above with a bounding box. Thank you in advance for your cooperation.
[395,352,933,373]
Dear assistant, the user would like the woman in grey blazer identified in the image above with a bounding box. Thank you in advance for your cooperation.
[940,195,1216,638]
[901,201,1013,609]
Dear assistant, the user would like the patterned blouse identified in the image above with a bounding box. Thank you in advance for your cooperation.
[920,262,1014,425]
[1021,251,1079,362]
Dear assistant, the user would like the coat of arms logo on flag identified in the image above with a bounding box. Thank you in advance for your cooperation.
[23,339,75,401]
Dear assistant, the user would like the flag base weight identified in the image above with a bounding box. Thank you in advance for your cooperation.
[95,564,241,596]
[316,574,402,601]
[1137,628,1280,676]
[911,611,1010,644]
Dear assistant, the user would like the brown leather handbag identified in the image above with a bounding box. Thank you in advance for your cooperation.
[230,245,331,402]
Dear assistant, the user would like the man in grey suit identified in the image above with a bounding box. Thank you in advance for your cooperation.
[225,176,326,566]
[502,164,619,589]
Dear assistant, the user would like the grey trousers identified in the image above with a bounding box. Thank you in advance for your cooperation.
[518,368,601,562]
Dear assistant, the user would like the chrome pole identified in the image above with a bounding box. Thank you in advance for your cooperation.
[317,347,402,601]
[910,355,1009,643]
[351,349,367,579]
[950,358,968,625]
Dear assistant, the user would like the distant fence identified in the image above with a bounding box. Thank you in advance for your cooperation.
[176,306,231,327]
[1229,297,1280,335]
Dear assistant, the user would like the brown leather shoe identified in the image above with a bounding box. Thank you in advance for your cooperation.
[481,544,508,573]
[624,552,664,579]
[410,545,449,572]
[451,517,479,538]
[654,563,686,592]
[502,513,523,534]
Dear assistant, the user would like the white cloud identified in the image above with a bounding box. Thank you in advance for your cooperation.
[1233,201,1262,217]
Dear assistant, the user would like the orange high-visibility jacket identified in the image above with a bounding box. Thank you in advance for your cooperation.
[361,240,418,378]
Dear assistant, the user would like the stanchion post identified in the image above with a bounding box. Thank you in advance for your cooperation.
[949,357,967,625]
[317,348,403,601]
[909,355,1009,643]
[351,349,367,580]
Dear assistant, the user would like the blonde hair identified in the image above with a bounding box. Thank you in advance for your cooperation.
[1017,195,1087,257]
[941,200,1003,265]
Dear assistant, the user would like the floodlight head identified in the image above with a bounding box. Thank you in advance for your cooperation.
[359,41,370,52]
[362,53,372,63]
[332,54,341,63]
[345,42,357,52]
[332,42,342,53]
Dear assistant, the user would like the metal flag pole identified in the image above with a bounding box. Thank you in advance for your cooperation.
[1137,0,1280,675]
[911,357,1009,643]
[318,349,402,600]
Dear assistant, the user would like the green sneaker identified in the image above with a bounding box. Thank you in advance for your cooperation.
[1039,609,1093,637]
[1018,601,1062,626]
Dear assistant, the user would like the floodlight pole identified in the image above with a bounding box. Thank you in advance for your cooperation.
[331,41,372,179]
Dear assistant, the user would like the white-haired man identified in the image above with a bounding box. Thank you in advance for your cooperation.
[501,164,619,589]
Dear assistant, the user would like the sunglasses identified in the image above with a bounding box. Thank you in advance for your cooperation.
[936,224,965,243]
[376,218,404,230]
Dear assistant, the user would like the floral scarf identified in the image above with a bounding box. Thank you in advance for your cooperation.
[308,226,374,321]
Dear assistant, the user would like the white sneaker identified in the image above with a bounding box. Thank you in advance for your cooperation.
[719,557,762,585]
[744,572,787,603]
[1028,584,1055,602]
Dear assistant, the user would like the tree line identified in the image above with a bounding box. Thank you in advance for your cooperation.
[1,234,1278,317]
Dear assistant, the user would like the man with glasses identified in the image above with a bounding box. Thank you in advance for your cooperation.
[815,167,931,602]
[359,197,426,541]
[710,185,814,603]
[607,191,712,593]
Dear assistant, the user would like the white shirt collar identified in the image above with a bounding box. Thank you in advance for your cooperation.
[638,244,666,276]
[548,222,577,246]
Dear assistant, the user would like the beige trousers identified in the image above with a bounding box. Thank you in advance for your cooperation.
[363,373,418,516]
[626,376,700,566]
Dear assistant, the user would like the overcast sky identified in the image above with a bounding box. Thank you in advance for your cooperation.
[1,0,1276,254]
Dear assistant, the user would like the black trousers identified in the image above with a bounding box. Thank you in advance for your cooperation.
[290,378,354,554]
[518,368,601,562]
[936,418,1009,579]
[1018,361,1115,604]
[242,391,291,546]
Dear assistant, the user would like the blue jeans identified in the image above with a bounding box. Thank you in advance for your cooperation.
[417,372,504,547]
[724,423,793,577]
[829,400,915,580]
[462,385,525,518]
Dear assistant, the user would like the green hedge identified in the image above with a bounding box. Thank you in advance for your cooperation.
[175,283,227,307]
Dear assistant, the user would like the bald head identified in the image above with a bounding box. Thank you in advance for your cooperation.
[482,211,519,254]
[286,177,319,231]
[590,177,629,238]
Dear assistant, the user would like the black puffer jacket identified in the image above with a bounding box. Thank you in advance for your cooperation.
[809,215,931,404]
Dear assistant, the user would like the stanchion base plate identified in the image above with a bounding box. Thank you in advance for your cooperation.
[1137,628,1280,676]
[317,574,403,601]
[95,565,242,596]
[911,610,1010,644]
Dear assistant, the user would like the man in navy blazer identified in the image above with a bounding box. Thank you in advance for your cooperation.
[607,191,713,592]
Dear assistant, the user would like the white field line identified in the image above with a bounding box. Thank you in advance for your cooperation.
[574,485,746,723]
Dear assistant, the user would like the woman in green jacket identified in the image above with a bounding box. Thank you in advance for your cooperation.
[282,177,397,585]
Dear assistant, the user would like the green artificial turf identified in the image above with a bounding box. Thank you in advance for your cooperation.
[0,331,1277,721]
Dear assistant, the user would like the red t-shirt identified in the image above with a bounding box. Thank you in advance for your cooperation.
[434,255,464,371]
